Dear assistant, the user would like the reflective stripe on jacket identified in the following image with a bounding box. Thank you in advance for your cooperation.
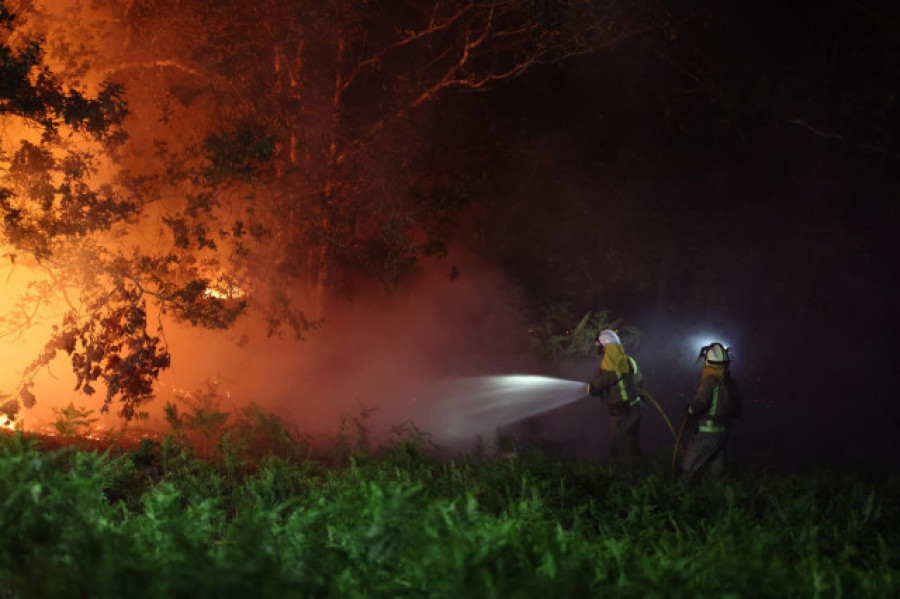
[588,355,643,411]
[688,372,740,429]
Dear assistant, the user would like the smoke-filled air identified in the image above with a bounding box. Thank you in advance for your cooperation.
[1,0,898,471]
[0,0,627,453]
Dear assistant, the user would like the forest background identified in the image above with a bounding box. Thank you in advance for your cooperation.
[0,0,897,471]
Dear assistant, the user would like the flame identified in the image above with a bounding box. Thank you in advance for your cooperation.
[0,1,240,438]
[204,282,244,300]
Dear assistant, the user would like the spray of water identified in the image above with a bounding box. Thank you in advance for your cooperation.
[425,375,588,444]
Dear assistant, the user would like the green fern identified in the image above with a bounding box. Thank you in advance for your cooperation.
[50,402,98,437]
[529,304,641,360]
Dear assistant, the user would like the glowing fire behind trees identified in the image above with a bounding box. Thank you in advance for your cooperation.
[0,0,647,432]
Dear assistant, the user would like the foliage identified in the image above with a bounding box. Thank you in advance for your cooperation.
[0,11,127,145]
[24,289,172,420]
[0,392,17,425]
[527,303,643,361]
[0,428,896,598]
[100,0,651,308]
[156,379,309,471]
[0,2,240,419]
[50,402,98,438]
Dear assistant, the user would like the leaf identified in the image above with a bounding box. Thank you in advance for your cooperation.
[19,384,37,409]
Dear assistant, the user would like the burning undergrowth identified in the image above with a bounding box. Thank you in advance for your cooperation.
[1,254,547,450]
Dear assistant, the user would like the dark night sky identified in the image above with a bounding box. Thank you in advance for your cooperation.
[439,0,899,471]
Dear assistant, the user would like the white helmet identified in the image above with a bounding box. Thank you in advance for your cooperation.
[595,329,621,347]
[700,342,732,365]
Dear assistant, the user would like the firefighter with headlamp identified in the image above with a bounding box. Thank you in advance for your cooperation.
[680,342,742,483]
[587,329,645,464]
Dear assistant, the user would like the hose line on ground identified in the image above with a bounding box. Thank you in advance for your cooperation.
[671,416,689,480]
[638,389,688,480]
[639,390,677,440]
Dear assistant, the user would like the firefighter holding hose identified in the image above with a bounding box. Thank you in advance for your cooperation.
[680,342,742,483]
[587,329,645,464]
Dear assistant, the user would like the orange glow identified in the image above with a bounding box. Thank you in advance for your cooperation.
[0,261,78,428]
[204,282,245,300]
[0,0,535,449]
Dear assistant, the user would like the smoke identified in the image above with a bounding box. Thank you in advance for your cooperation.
[120,255,539,444]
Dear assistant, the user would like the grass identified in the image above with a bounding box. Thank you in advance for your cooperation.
[0,407,896,599]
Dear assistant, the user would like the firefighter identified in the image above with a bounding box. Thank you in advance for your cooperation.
[680,342,742,483]
[587,329,645,464]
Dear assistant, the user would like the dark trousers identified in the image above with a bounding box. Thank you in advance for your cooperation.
[681,430,728,483]
[609,404,644,463]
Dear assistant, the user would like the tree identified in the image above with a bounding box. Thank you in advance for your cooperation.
[115,0,648,292]
[0,1,238,421]
[1,0,168,421]
[1,0,648,422]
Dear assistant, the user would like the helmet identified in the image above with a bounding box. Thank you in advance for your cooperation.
[699,342,732,365]
[595,329,621,347]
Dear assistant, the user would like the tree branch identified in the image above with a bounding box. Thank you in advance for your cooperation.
[106,59,206,80]
[788,116,895,156]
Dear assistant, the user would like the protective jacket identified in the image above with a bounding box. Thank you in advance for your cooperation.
[687,364,742,433]
[588,344,643,415]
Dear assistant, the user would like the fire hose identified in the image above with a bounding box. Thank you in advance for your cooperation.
[670,414,690,480]
[639,390,688,479]
[639,389,676,440]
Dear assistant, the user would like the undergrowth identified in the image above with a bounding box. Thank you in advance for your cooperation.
[0,401,896,599]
